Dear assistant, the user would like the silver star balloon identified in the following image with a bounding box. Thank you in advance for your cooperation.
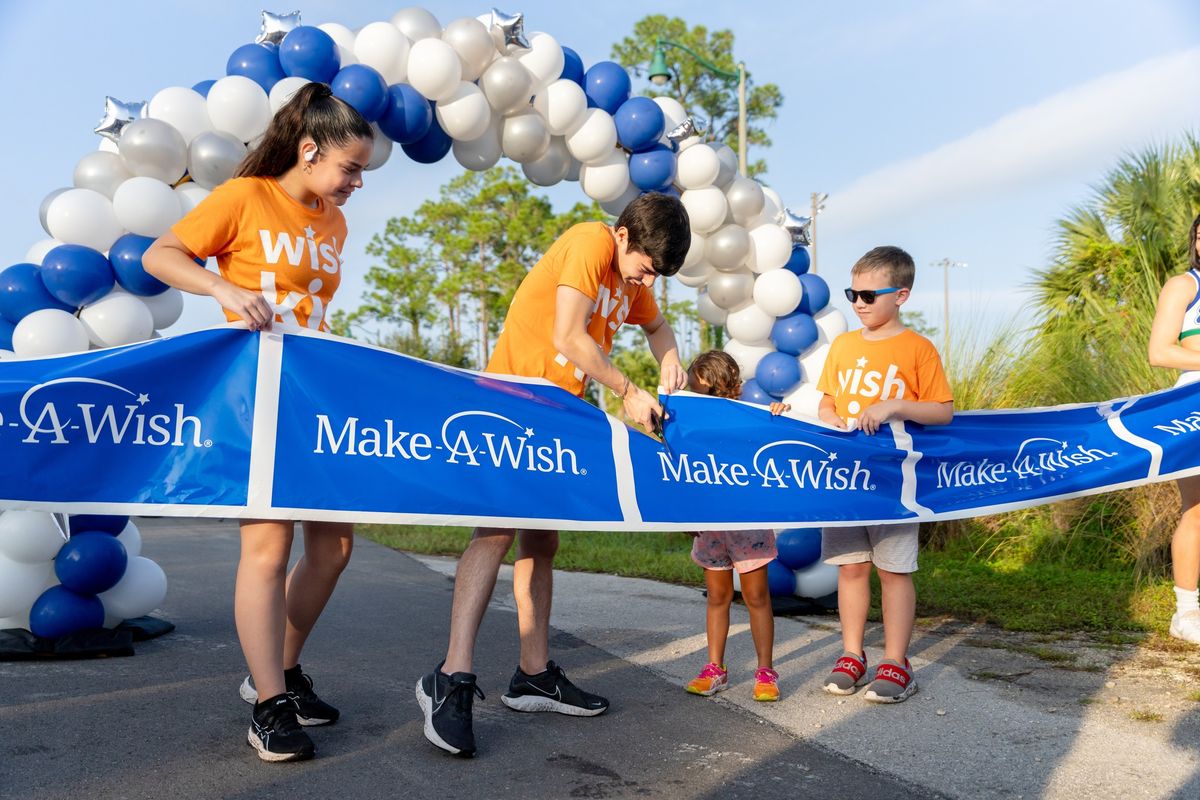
[666,117,706,145]
[782,208,813,246]
[256,10,301,46]
[479,8,530,51]
[94,96,148,143]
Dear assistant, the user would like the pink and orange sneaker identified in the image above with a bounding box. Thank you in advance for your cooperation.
[685,663,729,696]
[753,667,780,702]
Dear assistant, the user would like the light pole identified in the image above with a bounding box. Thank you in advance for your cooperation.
[648,38,747,176]
[809,192,828,274]
[931,258,967,372]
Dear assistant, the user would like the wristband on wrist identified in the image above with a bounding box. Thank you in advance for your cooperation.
[611,376,630,399]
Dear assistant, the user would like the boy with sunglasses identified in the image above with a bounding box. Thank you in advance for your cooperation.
[814,246,954,703]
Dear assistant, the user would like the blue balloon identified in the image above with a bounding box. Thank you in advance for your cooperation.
[39,245,114,308]
[401,110,452,164]
[614,96,665,152]
[192,79,216,98]
[739,378,772,405]
[0,263,73,323]
[771,311,819,356]
[108,234,168,297]
[641,185,681,200]
[628,144,676,192]
[756,351,802,398]
[766,560,797,596]
[784,246,811,276]
[798,273,830,315]
[331,64,389,122]
[29,586,105,639]
[279,26,340,83]
[560,46,584,85]
[776,528,822,570]
[226,43,286,93]
[69,514,129,535]
[0,316,13,350]
[55,532,128,595]
[584,61,631,114]
[378,84,433,143]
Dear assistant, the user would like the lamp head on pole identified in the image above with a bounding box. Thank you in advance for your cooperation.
[648,41,671,86]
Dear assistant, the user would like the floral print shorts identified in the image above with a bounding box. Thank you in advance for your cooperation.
[691,530,777,574]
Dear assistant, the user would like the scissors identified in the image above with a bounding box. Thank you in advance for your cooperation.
[651,409,673,458]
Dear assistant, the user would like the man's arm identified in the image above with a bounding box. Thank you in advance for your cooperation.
[640,312,686,393]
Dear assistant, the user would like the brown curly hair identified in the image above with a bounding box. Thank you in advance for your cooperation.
[688,350,742,400]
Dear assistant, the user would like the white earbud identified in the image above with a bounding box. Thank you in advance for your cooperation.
[304,148,317,163]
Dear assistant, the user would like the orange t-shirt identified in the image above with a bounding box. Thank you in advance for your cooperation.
[487,221,659,397]
[171,176,347,331]
[816,328,953,420]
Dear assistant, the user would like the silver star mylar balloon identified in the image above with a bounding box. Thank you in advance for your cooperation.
[256,10,301,46]
[94,96,148,143]
[479,8,530,50]
[666,117,707,145]
[782,208,813,246]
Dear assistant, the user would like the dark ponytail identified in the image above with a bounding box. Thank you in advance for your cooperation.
[1190,212,1200,271]
[236,82,373,178]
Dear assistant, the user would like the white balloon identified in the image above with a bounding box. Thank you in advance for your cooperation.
[39,188,69,236]
[366,124,393,170]
[436,82,493,141]
[98,137,120,154]
[814,307,848,343]
[726,302,776,343]
[452,117,503,171]
[113,176,183,238]
[99,556,167,620]
[675,263,714,288]
[206,76,271,143]
[533,79,587,136]
[119,118,189,184]
[80,290,155,347]
[746,224,792,273]
[762,186,785,219]
[726,177,766,224]
[705,224,750,271]
[442,17,495,82]
[12,309,89,357]
[0,555,53,618]
[753,269,803,316]
[501,110,551,163]
[407,38,463,102]
[676,144,721,190]
[653,96,689,133]
[676,135,704,152]
[73,152,133,198]
[317,22,358,66]
[752,191,783,228]
[116,520,142,560]
[187,131,246,190]
[795,561,839,598]
[522,136,571,186]
[143,287,184,330]
[355,22,412,84]
[680,186,728,234]
[682,230,707,270]
[799,342,831,383]
[46,188,122,252]
[598,181,640,216]
[723,337,775,379]
[392,6,442,41]
[518,32,564,92]
[148,86,213,145]
[175,183,210,215]
[480,57,534,116]
[0,613,30,631]
[0,511,65,564]
[269,76,312,114]
[782,381,825,418]
[710,142,738,187]
[579,148,630,202]
[24,238,62,265]
[697,290,727,326]
[706,269,754,309]
[565,108,617,165]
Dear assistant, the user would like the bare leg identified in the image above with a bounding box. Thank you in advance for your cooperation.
[837,561,872,656]
[703,569,733,666]
[282,521,354,668]
[442,527,515,674]
[1174,477,1200,592]
[235,520,293,700]
[513,530,559,674]
[878,568,916,663]
[738,566,774,668]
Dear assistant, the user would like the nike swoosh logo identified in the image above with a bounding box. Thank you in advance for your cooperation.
[523,683,561,699]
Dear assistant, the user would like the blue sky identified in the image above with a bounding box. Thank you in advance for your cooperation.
[2,1,1198,350]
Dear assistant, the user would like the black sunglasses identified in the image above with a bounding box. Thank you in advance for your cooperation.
[844,287,900,304]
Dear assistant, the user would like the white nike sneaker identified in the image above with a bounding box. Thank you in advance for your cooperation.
[1169,610,1200,644]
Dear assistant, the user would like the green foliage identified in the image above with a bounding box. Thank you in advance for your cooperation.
[611,15,783,177]
[900,310,937,340]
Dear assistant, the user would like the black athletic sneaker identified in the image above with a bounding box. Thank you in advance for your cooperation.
[500,661,609,716]
[415,664,484,757]
[239,665,340,726]
[247,694,315,762]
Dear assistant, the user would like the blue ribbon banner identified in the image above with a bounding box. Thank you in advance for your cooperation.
[1,327,1198,530]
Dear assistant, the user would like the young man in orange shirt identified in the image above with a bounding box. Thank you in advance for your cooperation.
[417,193,692,756]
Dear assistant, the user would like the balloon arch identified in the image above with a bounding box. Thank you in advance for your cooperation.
[0,8,850,636]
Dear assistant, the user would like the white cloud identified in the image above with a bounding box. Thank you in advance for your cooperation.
[823,48,1200,234]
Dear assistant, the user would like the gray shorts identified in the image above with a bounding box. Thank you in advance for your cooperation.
[821,523,919,573]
